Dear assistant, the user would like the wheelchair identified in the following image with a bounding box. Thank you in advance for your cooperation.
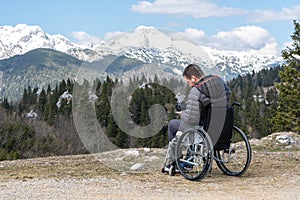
[162,102,252,181]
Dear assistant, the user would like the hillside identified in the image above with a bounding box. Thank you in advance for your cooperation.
[0,132,299,199]
[0,48,83,100]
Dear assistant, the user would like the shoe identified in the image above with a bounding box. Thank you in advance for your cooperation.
[162,163,176,173]
[164,164,171,171]
[180,161,193,170]
[162,164,170,173]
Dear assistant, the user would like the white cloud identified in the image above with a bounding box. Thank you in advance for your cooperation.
[249,6,300,23]
[132,1,300,23]
[184,28,206,39]
[131,0,247,18]
[214,26,273,49]
[71,31,102,44]
[183,26,279,55]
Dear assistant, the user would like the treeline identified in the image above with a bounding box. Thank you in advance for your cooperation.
[96,75,183,148]
[229,20,300,137]
[227,66,281,138]
[0,64,296,161]
[0,75,185,160]
[0,66,283,161]
[0,79,88,160]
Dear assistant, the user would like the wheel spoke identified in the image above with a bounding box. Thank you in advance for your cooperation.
[175,127,213,181]
[214,126,252,176]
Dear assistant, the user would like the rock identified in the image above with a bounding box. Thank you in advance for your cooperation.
[143,147,151,153]
[276,135,295,145]
[120,172,127,176]
[124,149,139,158]
[130,163,144,171]
[146,156,159,162]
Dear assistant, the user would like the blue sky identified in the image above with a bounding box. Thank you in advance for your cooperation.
[1,0,300,55]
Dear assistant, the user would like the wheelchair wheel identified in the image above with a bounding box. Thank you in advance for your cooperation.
[175,126,213,181]
[214,126,252,176]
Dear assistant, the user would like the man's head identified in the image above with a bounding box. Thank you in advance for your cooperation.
[183,64,205,87]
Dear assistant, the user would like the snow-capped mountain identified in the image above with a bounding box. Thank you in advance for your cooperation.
[201,46,282,79]
[96,26,283,79]
[0,24,283,80]
[0,24,101,61]
[0,24,285,101]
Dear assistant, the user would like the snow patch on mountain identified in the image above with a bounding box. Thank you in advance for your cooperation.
[0,24,283,80]
[0,24,102,61]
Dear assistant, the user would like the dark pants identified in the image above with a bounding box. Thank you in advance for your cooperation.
[168,119,181,142]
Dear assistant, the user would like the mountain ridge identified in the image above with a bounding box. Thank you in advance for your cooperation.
[0,24,284,101]
[0,24,283,67]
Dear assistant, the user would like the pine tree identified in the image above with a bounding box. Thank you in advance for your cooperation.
[116,129,128,148]
[95,78,114,128]
[66,78,73,92]
[38,88,47,117]
[271,20,300,133]
[59,79,67,94]
[2,97,10,111]
[47,84,51,94]
[107,113,118,138]
[154,74,159,84]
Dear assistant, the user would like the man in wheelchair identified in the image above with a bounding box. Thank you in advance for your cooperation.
[163,63,232,173]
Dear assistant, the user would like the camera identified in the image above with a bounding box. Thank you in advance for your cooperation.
[175,92,186,112]
[175,101,186,111]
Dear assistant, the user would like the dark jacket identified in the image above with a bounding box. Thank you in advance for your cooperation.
[178,75,231,132]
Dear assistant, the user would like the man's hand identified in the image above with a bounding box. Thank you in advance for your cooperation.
[176,131,183,137]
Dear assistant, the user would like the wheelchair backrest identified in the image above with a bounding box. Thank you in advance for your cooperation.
[218,106,234,143]
[195,75,233,149]
[202,105,234,150]
[201,105,234,134]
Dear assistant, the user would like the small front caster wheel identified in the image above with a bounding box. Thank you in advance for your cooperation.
[169,165,175,176]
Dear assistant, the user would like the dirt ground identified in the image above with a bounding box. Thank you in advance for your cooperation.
[0,148,299,200]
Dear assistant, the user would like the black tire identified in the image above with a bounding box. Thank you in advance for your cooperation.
[214,126,252,176]
[175,126,213,181]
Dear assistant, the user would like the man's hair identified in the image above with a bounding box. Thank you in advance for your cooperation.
[183,64,204,79]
